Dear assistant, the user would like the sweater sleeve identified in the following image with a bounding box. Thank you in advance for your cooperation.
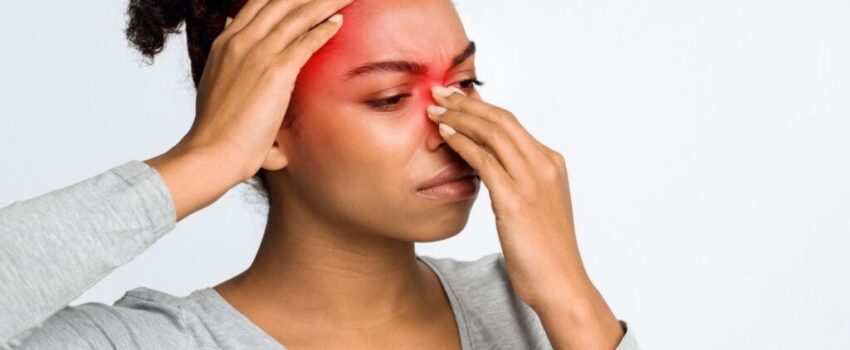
[616,320,640,350]
[0,160,177,348]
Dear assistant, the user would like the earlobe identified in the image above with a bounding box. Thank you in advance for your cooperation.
[261,140,289,171]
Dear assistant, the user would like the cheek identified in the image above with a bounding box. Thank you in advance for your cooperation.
[352,74,446,149]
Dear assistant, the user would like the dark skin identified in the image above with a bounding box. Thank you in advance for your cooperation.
[144,0,624,348]
[213,0,472,347]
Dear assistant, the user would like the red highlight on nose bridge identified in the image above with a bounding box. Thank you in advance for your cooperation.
[291,0,461,122]
[419,76,443,106]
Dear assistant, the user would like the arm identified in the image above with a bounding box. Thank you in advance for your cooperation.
[1,0,350,345]
[0,147,237,348]
[531,280,639,350]
[0,159,173,347]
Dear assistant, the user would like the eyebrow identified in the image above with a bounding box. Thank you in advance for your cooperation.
[344,40,476,81]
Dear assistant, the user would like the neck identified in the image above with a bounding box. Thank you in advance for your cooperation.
[214,198,440,329]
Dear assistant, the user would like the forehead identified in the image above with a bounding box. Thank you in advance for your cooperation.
[301,0,470,78]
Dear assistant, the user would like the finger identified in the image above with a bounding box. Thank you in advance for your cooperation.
[276,14,343,69]
[431,86,538,151]
[225,16,234,28]
[220,0,273,36]
[436,123,514,192]
[233,0,312,40]
[427,104,530,179]
[255,0,352,56]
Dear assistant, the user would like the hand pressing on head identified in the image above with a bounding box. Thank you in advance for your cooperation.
[145,0,353,221]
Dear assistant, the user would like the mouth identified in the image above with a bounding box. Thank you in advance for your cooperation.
[417,161,478,191]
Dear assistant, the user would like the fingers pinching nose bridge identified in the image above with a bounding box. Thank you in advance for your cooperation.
[431,85,466,99]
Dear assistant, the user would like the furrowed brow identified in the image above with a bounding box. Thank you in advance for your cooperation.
[451,40,476,67]
[344,40,476,81]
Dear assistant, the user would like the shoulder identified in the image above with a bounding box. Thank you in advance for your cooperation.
[13,287,193,349]
[12,286,260,349]
[418,252,552,349]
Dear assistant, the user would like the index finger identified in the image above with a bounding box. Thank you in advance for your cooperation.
[255,0,354,55]
[220,0,272,36]
[431,86,518,127]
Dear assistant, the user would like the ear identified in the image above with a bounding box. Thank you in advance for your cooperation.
[263,90,299,171]
[261,138,289,171]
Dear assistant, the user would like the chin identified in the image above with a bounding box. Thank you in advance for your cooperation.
[405,200,476,243]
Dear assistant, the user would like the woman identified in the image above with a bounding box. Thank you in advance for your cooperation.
[0,0,639,348]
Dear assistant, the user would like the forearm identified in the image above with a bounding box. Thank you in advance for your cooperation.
[0,160,177,346]
[0,144,244,347]
[143,143,245,222]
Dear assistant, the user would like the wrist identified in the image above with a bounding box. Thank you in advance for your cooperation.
[144,143,245,221]
[531,282,624,350]
[172,136,256,183]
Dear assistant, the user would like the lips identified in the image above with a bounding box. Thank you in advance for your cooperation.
[417,161,478,191]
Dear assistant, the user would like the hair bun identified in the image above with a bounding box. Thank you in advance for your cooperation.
[126,0,242,85]
[125,0,195,61]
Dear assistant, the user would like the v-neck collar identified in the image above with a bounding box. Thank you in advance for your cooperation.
[197,255,473,349]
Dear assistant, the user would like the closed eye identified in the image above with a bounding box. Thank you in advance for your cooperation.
[366,93,412,111]
[365,78,484,112]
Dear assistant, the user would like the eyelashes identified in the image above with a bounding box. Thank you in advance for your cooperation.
[367,93,412,110]
[366,78,485,111]
[458,78,485,90]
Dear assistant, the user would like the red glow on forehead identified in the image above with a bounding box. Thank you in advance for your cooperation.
[284,0,473,135]
[295,1,370,82]
[295,0,469,89]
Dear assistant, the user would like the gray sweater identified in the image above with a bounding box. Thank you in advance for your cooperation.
[0,160,640,349]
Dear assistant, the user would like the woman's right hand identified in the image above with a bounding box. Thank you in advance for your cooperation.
[145,0,351,221]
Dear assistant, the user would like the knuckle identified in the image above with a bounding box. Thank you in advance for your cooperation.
[543,158,563,180]
[551,151,566,167]
[223,34,248,57]
[268,20,292,41]
[267,59,296,82]
[297,31,321,49]
[303,26,336,50]
[272,57,294,73]
[287,5,310,24]
[545,165,560,181]
[452,94,466,104]
[479,152,497,173]
[278,48,305,69]
[210,34,227,52]
[494,107,516,122]
[484,124,505,142]
[243,49,268,69]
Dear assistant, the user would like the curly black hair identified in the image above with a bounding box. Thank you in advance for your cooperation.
[125,0,279,204]
[125,0,245,84]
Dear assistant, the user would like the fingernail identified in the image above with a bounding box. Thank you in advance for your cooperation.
[432,86,454,97]
[328,14,343,24]
[427,105,447,116]
[448,86,467,96]
[439,123,456,135]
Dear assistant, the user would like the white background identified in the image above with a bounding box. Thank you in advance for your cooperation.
[1,0,848,349]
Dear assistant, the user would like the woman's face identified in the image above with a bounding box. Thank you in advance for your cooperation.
[272,0,481,241]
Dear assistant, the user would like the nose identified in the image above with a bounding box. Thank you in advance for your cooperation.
[423,83,449,151]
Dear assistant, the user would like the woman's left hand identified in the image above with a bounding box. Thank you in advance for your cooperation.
[427,85,592,310]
